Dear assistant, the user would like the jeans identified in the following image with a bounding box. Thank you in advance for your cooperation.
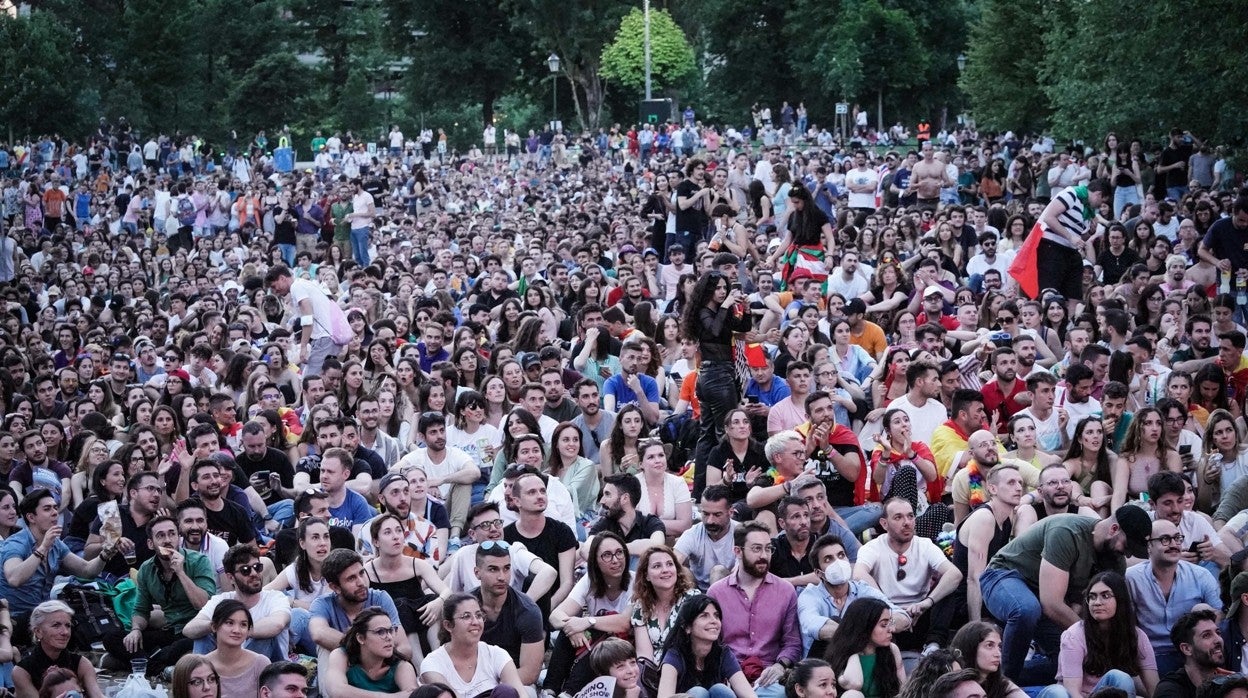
[305,336,343,378]
[1113,184,1141,219]
[979,567,1060,685]
[754,683,786,698]
[1035,668,1136,698]
[288,607,316,655]
[277,243,296,266]
[835,503,883,536]
[1167,186,1187,202]
[193,631,288,662]
[694,361,741,471]
[665,229,696,264]
[350,226,371,265]
[687,685,736,698]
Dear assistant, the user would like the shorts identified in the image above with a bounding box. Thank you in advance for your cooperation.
[1036,238,1085,299]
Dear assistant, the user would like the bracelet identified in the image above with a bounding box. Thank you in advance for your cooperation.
[32,549,46,561]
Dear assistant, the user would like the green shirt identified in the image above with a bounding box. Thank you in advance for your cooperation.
[133,549,217,633]
[987,514,1120,603]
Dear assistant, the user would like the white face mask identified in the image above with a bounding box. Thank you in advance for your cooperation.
[823,559,852,586]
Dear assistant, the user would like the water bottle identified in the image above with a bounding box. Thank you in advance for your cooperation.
[1237,274,1247,308]
[1221,272,1232,296]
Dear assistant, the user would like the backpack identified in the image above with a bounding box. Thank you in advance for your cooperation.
[59,583,124,650]
[658,411,698,470]
[176,196,196,226]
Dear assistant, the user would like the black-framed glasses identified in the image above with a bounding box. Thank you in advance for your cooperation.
[188,675,220,688]
[598,549,627,561]
[1148,533,1185,546]
[367,625,399,638]
[472,519,504,531]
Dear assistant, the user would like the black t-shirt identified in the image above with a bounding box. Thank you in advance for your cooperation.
[768,532,813,580]
[236,447,296,505]
[472,587,546,665]
[483,288,519,311]
[354,445,387,480]
[570,336,622,359]
[89,504,155,577]
[1202,217,1248,276]
[505,517,577,615]
[589,511,666,546]
[701,439,768,503]
[273,206,296,245]
[810,440,861,508]
[1153,667,1199,698]
[1160,143,1194,189]
[1096,247,1141,285]
[674,180,705,235]
[195,495,256,546]
[17,645,82,686]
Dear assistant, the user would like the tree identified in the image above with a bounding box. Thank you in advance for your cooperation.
[508,0,633,130]
[0,11,90,138]
[384,0,528,128]
[600,7,695,95]
[227,52,315,137]
[959,0,1049,134]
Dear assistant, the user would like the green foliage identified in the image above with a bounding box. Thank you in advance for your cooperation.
[600,8,696,94]
[226,53,316,137]
[963,0,1248,145]
[0,12,90,138]
[959,0,1050,134]
[338,67,378,135]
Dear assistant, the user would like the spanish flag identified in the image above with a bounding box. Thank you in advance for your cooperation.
[1008,221,1043,299]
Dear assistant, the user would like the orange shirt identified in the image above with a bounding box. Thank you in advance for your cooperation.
[679,368,701,419]
[43,188,67,216]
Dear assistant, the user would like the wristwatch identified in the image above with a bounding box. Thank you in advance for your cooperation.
[588,617,598,627]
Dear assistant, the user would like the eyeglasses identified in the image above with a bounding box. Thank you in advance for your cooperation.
[598,549,627,561]
[1042,479,1072,488]
[480,539,511,551]
[997,315,1016,322]
[234,563,264,576]
[188,675,220,688]
[1085,590,1115,603]
[137,484,164,494]
[367,625,399,638]
[1148,533,1185,546]
[896,554,909,581]
[455,611,486,622]
[472,519,504,531]
[745,544,775,555]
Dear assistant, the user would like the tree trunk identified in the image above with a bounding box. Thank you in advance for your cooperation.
[481,87,496,128]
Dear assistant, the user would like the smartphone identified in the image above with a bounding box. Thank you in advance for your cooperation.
[1179,445,1192,456]
[746,395,760,405]
[253,470,271,482]
[1189,541,1202,554]
[730,282,742,292]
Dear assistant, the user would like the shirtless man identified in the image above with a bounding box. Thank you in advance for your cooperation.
[909,140,952,209]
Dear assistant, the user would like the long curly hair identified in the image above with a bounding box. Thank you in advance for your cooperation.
[1063,416,1114,484]
[679,271,728,342]
[631,546,693,617]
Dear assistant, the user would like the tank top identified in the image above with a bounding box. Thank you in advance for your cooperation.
[953,503,1014,577]
[366,559,429,599]
[1028,501,1078,523]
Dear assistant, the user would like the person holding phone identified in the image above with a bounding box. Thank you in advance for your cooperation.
[683,272,753,477]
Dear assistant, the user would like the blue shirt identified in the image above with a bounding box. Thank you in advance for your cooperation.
[743,377,792,407]
[1125,559,1221,653]
[0,528,71,615]
[310,589,400,633]
[603,373,659,411]
[328,490,377,531]
[797,581,892,656]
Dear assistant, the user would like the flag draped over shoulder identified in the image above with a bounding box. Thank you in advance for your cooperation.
[1008,221,1044,299]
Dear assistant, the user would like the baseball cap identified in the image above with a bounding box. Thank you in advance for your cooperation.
[519,352,540,370]
[923,285,945,298]
[377,472,407,494]
[789,267,813,281]
[1230,571,1248,618]
[845,298,867,315]
[1114,505,1152,559]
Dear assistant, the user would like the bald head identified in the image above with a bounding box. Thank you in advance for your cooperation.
[968,429,1000,467]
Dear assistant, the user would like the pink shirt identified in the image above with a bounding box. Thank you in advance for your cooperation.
[767,396,808,435]
[1057,622,1156,696]
[706,572,802,667]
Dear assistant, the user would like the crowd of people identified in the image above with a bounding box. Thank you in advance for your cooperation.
[0,111,1244,698]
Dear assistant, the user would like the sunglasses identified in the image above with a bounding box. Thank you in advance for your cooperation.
[233,563,264,576]
[895,554,908,581]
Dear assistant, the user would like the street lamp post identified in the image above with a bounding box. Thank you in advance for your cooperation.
[547,53,561,131]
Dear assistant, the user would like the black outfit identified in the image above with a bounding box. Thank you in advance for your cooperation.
[472,586,546,667]
[642,192,669,260]
[193,495,256,545]
[504,517,577,619]
[236,447,296,505]
[17,645,82,686]
[699,438,767,503]
[1153,667,1201,698]
[366,558,439,652]
[1026,501,1079,524]
[1095,247,1140,285]
[272,207,296,246]
[353,444,387,479]
[89,505,155,578]
[768,532,813,581]
[273,523,355,568]
[588,511,666,547]
[692,303,753,472]
[947,503,1015,638]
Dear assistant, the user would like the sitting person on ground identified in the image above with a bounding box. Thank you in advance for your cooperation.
[657,594,757,698]
[322,607,418,698]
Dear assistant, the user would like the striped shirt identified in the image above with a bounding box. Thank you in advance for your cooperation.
[1040,188,1089,248]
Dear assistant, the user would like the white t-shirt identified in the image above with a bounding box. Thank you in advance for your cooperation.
[350,191,375,229]
[288,278,339,341]
[1016,407,1063,453]
[1062,396,1102,440]
[855,535,947,605]
[565,574,633,617]
[886,396,948,445]
[191,590,290,627]
[1150,510,1218,550]
[421,642,513,698]
[444,540,539,593]
[634,473,692,521]
[846,167,879,209]
[396,447,475,500]
[447,424,502,471]
[674,522,738,591]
